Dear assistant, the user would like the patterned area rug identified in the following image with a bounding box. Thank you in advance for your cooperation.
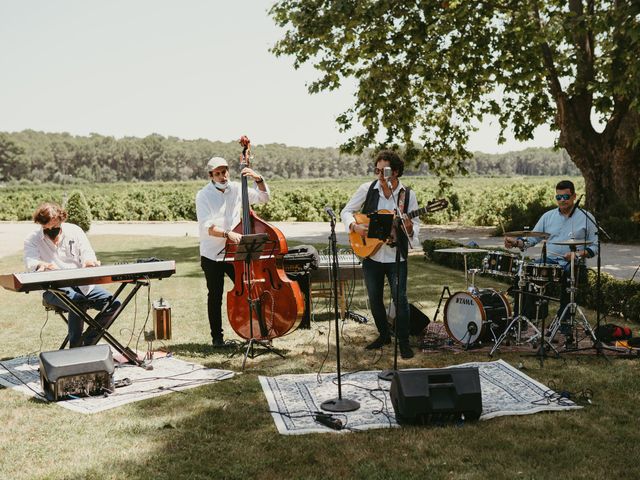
[260,359,581,435]
[0,354,234,413]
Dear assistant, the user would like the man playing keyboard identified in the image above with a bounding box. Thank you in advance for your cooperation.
[24,202,120,348]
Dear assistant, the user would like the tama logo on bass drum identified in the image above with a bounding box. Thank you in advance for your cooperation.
[455,297,474,306]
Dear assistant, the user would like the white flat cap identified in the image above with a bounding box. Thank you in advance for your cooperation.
[206,156,228,171]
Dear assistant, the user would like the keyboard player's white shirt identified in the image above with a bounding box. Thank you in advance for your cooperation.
[24,222,98,294]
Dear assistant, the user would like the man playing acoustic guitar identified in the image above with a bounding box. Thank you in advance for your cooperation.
[340,150,420,359]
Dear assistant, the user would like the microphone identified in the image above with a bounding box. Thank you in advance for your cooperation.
[569,194,583,217]
[324,205,336,220]
[383,166,392,189]
[542,240,547,264]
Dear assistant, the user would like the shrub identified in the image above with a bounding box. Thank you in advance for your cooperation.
[66,190,92,232]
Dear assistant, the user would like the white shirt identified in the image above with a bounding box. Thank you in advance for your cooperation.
[196,180,270,261]
[341,180,420,263]
[23,222,98,294]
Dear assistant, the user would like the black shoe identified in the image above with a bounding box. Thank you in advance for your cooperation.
[400,343,414,359]
[212,337,231,348]
[365,335,391,350]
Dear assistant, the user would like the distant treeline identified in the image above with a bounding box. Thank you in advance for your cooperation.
[0,130,579,183]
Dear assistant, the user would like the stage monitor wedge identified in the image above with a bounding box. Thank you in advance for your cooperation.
[39,344,115,401]
[390,367,482,424]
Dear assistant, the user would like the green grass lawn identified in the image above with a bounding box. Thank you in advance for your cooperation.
[1,235,639,480]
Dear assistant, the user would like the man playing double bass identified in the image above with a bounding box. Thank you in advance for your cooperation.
[196,156,269,348]
[341,150,420,359]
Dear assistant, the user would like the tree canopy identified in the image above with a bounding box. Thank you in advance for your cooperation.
[270,0,640,215]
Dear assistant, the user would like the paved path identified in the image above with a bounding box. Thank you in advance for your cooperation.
[1,221,638,281]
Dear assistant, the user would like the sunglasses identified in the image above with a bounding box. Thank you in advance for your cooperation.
[373,168,389,175]
[555,193,572,201]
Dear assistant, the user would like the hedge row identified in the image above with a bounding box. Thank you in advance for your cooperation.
[1,178,639,241]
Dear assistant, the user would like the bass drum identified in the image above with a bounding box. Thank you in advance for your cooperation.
[444,289,512,345]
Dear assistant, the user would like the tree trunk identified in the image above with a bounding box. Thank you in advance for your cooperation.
[556,96,640,217]
[571,146,639,216]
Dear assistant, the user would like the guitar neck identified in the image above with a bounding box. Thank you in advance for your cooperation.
[407,201,447,219]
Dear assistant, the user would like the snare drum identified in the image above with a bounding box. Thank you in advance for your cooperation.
[522,263,563,284]
[444,289,512,345]
[482,251,519,277]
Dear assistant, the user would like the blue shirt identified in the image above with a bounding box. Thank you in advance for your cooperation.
[524,207,598,266]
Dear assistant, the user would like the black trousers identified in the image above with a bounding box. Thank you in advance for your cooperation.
[201,256,235,341]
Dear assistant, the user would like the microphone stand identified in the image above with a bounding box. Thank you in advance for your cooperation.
[378,177,411,382]
[576,206,611,356]
[321,210,360,413]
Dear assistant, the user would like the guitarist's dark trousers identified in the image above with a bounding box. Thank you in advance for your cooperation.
[362,258,410,344]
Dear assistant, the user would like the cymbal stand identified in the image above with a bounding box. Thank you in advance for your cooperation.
[521,282,560,366]
[489,249,541,357]
[467,268,480,294]
[546,246,597,348]
[462,253,471,288]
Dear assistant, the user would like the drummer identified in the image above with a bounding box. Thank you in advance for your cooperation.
[504,180,598,340]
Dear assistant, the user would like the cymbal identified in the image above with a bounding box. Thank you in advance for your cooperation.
[434,247,489,254]
[503,230,550,239]
[551,239,593,246]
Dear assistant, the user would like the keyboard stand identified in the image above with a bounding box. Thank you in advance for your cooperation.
[47,280,151,368]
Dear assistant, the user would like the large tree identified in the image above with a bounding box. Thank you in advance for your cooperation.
[270,0,640,216]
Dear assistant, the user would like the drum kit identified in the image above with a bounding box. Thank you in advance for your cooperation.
[434,231,595,358]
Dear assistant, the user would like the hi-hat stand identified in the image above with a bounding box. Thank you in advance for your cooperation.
[546,242,598,349]
[321,207,360,413]
[519,283,561,366]
[489,247,542,357]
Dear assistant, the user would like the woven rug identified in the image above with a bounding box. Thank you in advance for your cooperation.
[259,359,581,435]
[0,354,234,414]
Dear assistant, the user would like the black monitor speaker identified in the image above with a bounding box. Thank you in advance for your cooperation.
[390,367,482,424]
[409,303,430,336]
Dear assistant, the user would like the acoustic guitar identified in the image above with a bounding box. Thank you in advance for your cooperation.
[349,198,448,258]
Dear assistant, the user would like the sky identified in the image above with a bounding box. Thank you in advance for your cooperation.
[0,0,555,153]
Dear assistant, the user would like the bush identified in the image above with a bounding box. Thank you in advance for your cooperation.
[600,216,640,243]
[66,190,92,232]
[422,238,487,271]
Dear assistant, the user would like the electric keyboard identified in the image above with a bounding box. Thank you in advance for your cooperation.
[311,254,363,283]
[0,260,176,293]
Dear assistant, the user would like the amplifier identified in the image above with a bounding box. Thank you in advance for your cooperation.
[39,345,115,401]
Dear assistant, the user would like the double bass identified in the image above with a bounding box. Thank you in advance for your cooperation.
[225,135,304,340]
